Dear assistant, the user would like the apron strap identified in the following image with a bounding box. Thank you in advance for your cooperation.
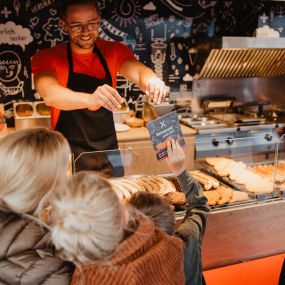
[92,44,112,82]
[67,42,74,73]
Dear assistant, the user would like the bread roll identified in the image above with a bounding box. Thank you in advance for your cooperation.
[229,191,249,203]
[191,171,213,190]
[192,170,219,189]
[164,192,186,205]
[111,180,132,199]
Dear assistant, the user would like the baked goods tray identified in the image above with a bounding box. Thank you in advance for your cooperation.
[162,174,256,210]
[196,160,279,201]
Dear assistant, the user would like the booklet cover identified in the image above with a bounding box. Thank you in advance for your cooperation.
[146,111,185,160]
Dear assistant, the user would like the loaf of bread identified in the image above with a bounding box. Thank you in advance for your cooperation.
[229,191,249,203]
[251,164,285,183]
[111,175,177,200]
[205,157,274,194]
[191,170,219,190]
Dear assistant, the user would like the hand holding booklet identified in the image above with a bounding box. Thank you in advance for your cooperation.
[146,111,185,160]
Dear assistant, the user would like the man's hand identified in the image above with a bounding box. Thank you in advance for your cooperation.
[166,139,186,177]
[88,84,123,111]
[145,76,166,105]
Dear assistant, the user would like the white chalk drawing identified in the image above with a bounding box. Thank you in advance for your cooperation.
[188,47,198,66]
[30,16,39,27]
[198,0,217,9]
[161,0,206,19]
[193,22,208,34]
[0,51,24,97]
[116,74,133,98]
[183,17,193,28]
[183,73,193,81]
[151,25,167,80]
[143,2,156,11]
[100,19,127,42]
[276,4,285,16]
[0,21,33,50]
[170,42,176,61]
[34,32,41,39]
[270,7,275,21]
[133,26,146,50]
[98,0,106,10]
[3,100,15,120]
[31,0,53,14]
[1,7,12,19]
[34,92,41,100]
[260,13,269,24]
[134,94,147,112]
[14,0,20,16]
[145,14,164,29]
[111,0,142,28]
[50,8,57,16]
[43,17,64,47]
[23,66,28,79]
[25,0,31,11]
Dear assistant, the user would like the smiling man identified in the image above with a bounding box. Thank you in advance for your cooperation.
[32,0,166,168]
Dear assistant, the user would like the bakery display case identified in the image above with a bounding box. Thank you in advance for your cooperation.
[72,134,285,205]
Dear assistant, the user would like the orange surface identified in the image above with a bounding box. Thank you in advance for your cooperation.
[204,253,285,285]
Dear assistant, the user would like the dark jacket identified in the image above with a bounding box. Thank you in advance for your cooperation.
[0,210,74,285]
[175,170,210,285]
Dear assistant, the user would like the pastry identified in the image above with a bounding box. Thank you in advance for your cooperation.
[164,192,186,205]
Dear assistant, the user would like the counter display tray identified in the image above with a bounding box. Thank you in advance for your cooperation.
[162,172,254,209]
[197,160,279,201]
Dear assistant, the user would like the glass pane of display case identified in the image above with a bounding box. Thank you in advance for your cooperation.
[72,133,284,210]
[73,145,174,178]
[274,134,285,197]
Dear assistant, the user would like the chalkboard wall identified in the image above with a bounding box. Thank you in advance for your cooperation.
[0,0,284,119]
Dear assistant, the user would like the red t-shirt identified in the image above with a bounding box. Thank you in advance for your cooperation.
[32,39,135,128]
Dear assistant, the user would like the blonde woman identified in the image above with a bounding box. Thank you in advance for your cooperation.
[0,128,74,285]
[50,174,185,284]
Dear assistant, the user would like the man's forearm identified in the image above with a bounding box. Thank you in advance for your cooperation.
[40,83,92,110]
[34,72,95,110]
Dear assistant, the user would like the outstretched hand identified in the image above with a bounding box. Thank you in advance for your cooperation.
[166,139,186,177]
[145,76,166,105]
[88,84,123,111]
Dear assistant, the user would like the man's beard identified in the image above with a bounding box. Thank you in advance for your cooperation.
[71,34,97,50]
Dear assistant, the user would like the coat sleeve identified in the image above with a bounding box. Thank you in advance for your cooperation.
[174,170,210,285]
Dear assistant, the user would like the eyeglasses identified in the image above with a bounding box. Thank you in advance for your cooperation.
[67,20,100,33]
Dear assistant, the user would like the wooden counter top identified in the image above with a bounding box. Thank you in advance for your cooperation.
[8,124,196,143]
[116,124,196,143]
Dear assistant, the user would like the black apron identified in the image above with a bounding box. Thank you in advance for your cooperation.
[56,43,123,177]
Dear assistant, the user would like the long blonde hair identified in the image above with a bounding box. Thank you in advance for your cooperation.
[50,171,125,264]
[0,128,71,214]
